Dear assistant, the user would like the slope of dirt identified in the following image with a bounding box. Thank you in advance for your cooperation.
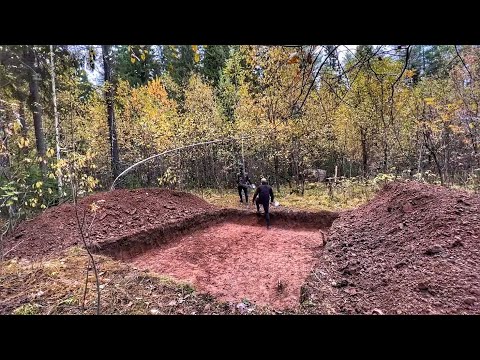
[303,181,480,314]
[3,188,218,260]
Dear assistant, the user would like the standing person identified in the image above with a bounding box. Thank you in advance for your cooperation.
[252,177,275,229]
[237,166,252,203]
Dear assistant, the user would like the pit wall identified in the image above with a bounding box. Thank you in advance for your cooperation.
[90,208,339,261]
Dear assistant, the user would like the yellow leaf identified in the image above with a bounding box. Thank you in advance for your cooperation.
[131,57,136,64]
[192,45,198,52]
[404,69,415,78]
[469,123,475,129]
[194,53,200,63]
[288,53,300,64]
[424,97,435,105]
[141,53,146,61]
[13,121,22,133]
[35,181,43,189]
[90,202,100,213]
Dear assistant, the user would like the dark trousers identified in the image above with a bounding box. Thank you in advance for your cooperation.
[238,185,248,202]
[256,198,270,227]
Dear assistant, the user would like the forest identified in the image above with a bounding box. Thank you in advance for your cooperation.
[2,46,479,216]
[1,45,479,315]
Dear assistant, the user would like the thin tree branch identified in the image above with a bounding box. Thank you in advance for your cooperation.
[71,180,101,315]
[296,45,341,113]
[390,45,411,102]
[455,45,474,81]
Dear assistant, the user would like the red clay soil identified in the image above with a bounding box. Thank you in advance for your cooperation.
[129,218,327,309]
[303,181,480,315]
[3,188,218,260]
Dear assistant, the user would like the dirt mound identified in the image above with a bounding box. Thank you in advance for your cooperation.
[304,181,480,314]
[3,188,218,260]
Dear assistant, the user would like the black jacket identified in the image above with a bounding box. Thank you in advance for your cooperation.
[237,172,251,186]
[253,184,274,203]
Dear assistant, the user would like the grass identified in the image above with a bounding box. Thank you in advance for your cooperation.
[192,181,379,212]
[13,303,40,315]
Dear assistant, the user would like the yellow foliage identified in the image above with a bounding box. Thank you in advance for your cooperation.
[287,53,300,64]
[13,121,22,134]
[404,69,415,78]
[424,97,435,105]
[17,137,30,149]
[448,124,462,134]
[89,202,100,212]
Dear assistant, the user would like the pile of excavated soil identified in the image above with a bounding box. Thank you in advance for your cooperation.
[304,181,480,314]
[3,188,218,260]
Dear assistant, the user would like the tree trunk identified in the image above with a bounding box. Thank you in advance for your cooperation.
[423,129,444,186]
[444,130,450,185]
[383,143,388,172]
[417,142,423,180]
[102,45,120,179]
[431,149,444,186]
[360,127,368,178]
[19,100,27,136]
[25,46,47,176]
[274,154,280,193]
[49,45,63,195]
[0,103,11,173]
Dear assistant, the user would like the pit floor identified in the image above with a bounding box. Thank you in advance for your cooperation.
[128,219,325,309]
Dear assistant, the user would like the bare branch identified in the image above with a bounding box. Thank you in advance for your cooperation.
[455,45,474,82]
[390,45,411,102]
[296,45,341,113]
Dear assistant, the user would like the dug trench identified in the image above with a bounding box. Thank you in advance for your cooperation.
[4,182,480,314]
[90,208,338,310]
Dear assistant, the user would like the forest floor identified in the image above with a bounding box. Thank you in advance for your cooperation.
[1,181,479,314]
[193,181,377,212]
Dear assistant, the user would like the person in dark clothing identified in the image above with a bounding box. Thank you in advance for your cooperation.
[252,178,275,229]
[237,166,252,203]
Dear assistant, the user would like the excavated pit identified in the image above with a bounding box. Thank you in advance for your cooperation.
[93,209,338,309]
